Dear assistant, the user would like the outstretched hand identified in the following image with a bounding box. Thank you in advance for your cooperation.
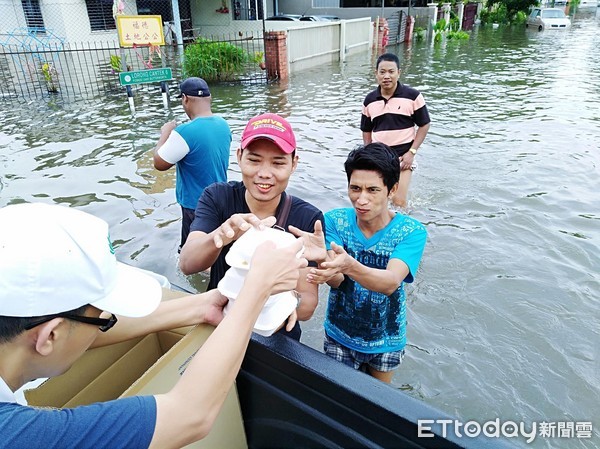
[306,242,351,284]
[213,214,277,249]
[288,220,327,263]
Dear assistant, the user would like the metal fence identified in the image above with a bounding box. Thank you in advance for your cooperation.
[413,10,432,30]
[2,0,242,46]
[387,10,407,44]
[0,0,270,101]
[0,32,267,102]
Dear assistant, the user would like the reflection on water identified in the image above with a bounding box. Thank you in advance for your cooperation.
[1,12,599,448]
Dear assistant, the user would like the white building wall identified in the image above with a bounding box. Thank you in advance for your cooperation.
[0,0,142,44]
[0,0,26,35]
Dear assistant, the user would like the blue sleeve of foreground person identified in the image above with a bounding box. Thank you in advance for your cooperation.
[0,396,156,449]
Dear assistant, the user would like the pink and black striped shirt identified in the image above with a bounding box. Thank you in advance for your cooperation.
[361,83,430,155]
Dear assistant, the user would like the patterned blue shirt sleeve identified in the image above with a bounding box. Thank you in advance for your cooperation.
[390,219,427,284]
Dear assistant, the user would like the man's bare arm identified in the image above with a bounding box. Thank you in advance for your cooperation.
[179,230,222,275]
[149,240,307,448]
[313,242,409,296]
[90,290,226,348]
[179,215,276,275]
[294,270,318,321]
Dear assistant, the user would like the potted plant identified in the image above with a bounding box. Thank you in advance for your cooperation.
[413,26,427,41]
[110,55,122,74]
[109,55,132,74]
[433,18,447,42]
[216,0,229,13]
[41,62,58,93]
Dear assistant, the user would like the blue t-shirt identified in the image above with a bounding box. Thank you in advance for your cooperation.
[323,208,427,354]
[190,181,324,290]
[173,116,231,210]
[0,395,156,449]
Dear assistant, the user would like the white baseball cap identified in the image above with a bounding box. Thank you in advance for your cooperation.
[0,203,162,318]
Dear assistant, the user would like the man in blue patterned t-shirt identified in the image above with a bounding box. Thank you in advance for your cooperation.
[292,143,427,383]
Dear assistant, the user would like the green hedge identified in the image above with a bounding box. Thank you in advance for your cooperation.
[183,38,248,82]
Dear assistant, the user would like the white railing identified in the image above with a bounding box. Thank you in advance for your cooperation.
[287,22,340,72]
[272,18,370,74]
[343,18,372,58]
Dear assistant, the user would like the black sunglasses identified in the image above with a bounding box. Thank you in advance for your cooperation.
[24,313,118,333]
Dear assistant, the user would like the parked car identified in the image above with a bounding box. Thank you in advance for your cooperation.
[575,0,599,7]
[266,14,301,21]
[526,8,571,31]
[299,15,341,21]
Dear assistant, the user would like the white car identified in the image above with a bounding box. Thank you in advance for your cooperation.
[576,0,599,8]
[526,8,571,31]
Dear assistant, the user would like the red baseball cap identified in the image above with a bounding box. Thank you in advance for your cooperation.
[240,113,296,154]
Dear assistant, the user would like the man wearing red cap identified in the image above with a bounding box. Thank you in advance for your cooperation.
[179,113,324,340]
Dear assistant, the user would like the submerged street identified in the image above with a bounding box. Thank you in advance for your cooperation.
[1,10,599,447]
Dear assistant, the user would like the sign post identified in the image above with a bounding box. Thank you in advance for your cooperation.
[119,68,173,85]
[116,15,165,48]
[115,15,172,113]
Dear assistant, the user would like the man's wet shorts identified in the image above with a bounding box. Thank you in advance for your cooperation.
[324,334,405,372]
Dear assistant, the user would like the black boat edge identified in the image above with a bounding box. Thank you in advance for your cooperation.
[163,278,516,448]
[237,332,515,449]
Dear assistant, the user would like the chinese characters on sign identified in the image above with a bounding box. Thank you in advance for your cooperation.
[116,15,165,47]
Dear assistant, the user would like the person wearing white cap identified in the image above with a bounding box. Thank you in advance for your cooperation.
[179,113,324,341]
[0,202,307,448]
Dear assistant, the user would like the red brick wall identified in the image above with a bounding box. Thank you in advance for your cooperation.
[264,31,288,80]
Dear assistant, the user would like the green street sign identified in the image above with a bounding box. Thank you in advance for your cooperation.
[119,68,172,86]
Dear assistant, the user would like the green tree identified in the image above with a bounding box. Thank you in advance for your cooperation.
[481,0,536,23]
[503,0,537,17]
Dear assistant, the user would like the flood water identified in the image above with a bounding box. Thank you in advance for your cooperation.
[1,9,599,448]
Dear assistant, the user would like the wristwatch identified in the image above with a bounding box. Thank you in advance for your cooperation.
[409,148,418,155]
[293,290,302,307]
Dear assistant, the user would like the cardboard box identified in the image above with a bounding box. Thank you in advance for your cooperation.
[25,288,248,449]
[122,325,247,449]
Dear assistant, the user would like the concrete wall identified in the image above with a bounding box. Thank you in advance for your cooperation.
[0,0,24,35]
[265,18,371,77]
[0,0,141,45]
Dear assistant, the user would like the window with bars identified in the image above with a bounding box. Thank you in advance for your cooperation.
[21,0,46,33]
[232,0,264,20]
[85,0,117,31]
